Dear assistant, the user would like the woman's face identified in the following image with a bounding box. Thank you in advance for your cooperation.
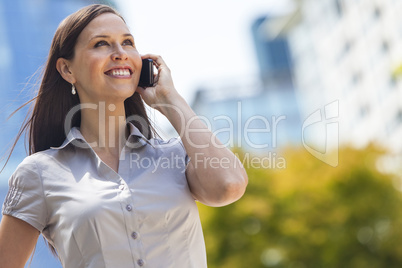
[68,13,142,103]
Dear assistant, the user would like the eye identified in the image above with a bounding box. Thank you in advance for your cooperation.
[94,40,109,48]
[122,39,134,46]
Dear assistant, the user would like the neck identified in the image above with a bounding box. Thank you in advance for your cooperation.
[80,101,128,155]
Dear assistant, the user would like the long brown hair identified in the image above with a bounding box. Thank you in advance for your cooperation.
[8,4,156,157]
[4,3,157,258]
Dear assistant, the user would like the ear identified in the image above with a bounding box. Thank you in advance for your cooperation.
[56,58,76,84]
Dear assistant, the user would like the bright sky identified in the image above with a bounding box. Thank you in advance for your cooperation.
[116,0,293,102]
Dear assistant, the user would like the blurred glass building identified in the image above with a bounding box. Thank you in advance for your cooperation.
[273,0,402,155]
[0,0,114,267]
[191,15,302,155]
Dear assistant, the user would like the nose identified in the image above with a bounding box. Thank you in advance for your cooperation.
[111,44,128,61]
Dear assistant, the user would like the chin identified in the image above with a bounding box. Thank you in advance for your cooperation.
[111,86,136,98]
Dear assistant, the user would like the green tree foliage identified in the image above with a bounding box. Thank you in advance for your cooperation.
[198,146,402,268]
[392,64,402,78]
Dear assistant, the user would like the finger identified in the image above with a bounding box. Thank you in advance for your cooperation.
[141,54,166,67]
[153,73,159,86]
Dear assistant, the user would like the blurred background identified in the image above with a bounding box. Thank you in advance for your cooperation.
[1,0,402,267]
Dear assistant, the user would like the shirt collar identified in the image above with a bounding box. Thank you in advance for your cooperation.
[50,122,150,150]
[126,122,153,149]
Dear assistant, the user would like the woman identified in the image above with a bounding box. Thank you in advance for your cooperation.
[0,4,248,268]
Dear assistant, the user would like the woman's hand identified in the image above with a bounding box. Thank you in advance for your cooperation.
[136,54,180,115]
[136,54,248,207]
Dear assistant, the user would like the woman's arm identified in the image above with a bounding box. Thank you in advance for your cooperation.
[0,215,39,268]
[164,95,248,206]
[138,54,248,207]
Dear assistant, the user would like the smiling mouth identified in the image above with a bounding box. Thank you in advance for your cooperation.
[104,68,132,78]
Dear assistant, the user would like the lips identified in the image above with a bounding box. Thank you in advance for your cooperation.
[104,66,133,78]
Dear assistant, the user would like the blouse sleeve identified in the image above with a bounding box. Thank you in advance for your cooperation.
[177,139,191,168]
[2,156,47,232]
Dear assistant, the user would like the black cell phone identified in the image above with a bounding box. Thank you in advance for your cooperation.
[138,58,154,87]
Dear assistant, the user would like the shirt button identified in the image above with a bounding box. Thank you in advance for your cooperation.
[126,204,132,211]
[137,259,145,266]
[131,232,138,239]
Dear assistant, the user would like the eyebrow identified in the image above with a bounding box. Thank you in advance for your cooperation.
[89,33,134,41]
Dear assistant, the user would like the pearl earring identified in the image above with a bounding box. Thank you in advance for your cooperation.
[71,84,76,95]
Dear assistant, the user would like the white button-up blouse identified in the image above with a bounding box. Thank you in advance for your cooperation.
[2,123,207,268]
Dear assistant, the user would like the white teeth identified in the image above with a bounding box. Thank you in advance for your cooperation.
[110,69,130,76]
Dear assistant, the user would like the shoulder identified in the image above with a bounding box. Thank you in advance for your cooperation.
[147,137,190,168]
[11,148,63,180]
[13,154,41,177]
[149,136,183,147]
[8,154,45,190]
[4,154,49,232]
[148,137,187,155]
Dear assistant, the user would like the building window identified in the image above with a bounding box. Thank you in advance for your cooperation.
[352,72,363,85]
[360,105,370,118]
[344,41,352,54]
[335,0,343,17]
[396,110,402,124]
[339,40,353,60]
[373,6,382,19]
[389,76,398,88]
[382,40,390,54]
